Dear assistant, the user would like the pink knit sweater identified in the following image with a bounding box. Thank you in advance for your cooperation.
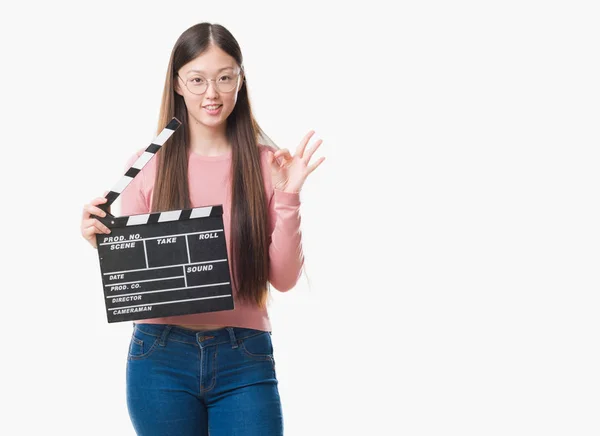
[119,144,304,332]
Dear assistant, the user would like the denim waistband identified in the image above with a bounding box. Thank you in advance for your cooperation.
[132,322,270,348]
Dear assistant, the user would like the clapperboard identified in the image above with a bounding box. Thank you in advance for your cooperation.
[94,117,234,323]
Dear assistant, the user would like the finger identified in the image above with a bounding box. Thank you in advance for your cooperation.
[274,149,292,159]
[81,226,101,248]
[81,218,110,234]
[92,219,112,234]
[82,218,111,234]
[81,218,95,230]
[82,197,108,219]
[83,203,108,219]
[267,151,281,171]
[274,149,292,166]
[82,204,90,220]
[92,196,109,206]
[307,156,326,175]
[82,226,99,239]
[95,195,111,214]
[303,139,323,163]
[296,130,315,158]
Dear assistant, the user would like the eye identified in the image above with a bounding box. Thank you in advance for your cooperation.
[219,75,233,82]
[190,77,206,84]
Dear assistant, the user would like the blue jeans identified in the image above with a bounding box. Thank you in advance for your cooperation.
[126,323,283,435]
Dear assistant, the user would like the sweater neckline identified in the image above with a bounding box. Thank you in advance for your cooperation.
[188,148,232,162]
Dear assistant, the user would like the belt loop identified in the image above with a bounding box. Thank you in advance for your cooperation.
[226,327,238,349]
[159,325,172,346]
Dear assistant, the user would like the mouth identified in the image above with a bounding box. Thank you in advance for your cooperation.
[203,104,223,115]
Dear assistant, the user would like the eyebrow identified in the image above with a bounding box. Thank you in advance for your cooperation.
[186,67,235,75]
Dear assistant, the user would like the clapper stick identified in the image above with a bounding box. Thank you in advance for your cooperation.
[93,117,182,226]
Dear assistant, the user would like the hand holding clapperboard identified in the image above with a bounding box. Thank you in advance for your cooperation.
[91,118,234,323]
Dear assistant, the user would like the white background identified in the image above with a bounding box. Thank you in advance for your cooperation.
[1,1,598,435]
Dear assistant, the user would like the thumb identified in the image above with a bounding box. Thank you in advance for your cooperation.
[267,151,280,172]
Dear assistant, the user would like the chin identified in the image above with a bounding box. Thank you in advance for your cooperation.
[191,113,218,125]
[200,119,225,129]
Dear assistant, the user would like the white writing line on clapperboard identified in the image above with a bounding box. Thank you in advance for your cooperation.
[98,229,223,246]
[143,240,149,268]
[108,294,232,313]
[103,259,228,276]
[104,276,185,287]
[184,238,191,287]
[107,281,232,300]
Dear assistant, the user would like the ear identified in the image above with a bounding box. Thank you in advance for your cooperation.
[237,72,245,92]
[174,75,184,97]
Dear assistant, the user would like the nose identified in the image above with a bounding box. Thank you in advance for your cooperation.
[205,80,219,98]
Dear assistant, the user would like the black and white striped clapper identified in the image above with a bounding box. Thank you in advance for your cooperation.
[94,117,234,323]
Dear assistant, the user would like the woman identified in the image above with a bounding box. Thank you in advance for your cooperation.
[80,22,324,435]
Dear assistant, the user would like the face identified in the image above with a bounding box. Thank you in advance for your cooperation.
[174,44,244,130]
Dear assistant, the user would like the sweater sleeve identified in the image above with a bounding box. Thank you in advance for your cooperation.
[119,151,150,216]
[267,188,305,292]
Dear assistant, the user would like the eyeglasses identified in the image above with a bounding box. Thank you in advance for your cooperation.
[177,72,242,95]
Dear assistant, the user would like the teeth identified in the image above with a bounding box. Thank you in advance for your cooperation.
[205,105,221,110]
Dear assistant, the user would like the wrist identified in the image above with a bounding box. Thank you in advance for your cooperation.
[273,188,301,205]
[277,187,300,194]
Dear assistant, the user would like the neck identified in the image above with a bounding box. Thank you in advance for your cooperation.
[188,118,231,156]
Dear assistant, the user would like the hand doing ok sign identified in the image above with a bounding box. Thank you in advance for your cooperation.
[266,130,326,193]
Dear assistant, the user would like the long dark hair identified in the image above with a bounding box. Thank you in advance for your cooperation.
[152,22,274,307]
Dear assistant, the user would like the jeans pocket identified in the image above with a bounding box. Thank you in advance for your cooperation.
[239,331,274,362]
[128,326,161,360]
